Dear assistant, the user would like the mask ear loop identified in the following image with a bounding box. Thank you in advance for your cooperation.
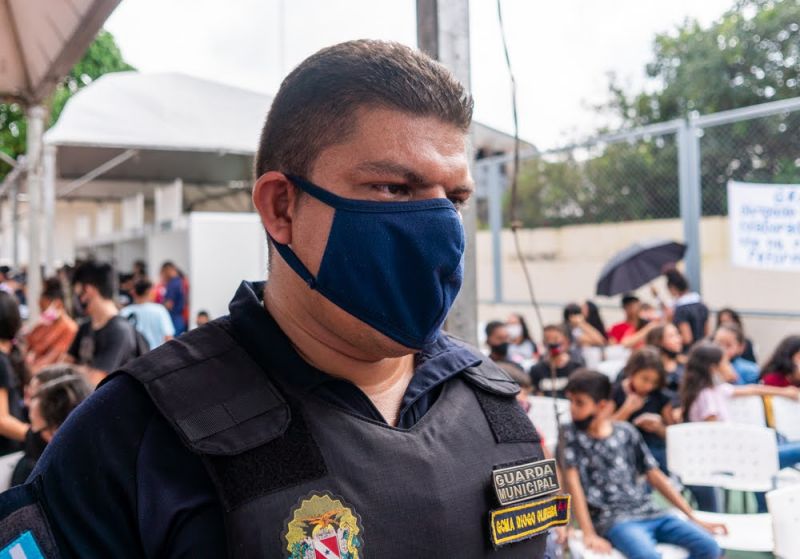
[269,234,318,289]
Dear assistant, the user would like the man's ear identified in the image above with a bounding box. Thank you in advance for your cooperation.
[252,171,300,245]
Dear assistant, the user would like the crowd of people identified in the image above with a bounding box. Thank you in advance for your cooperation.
[485,267,800,556]
[0,259,209,483]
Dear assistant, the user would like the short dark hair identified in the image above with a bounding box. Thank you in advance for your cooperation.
[0,291,21,341]
[485,320,505,339]
[623,347,667,388]
[73,260,115,299]
[32,367,91,430]
[133,279,153,298]
[665,269,689,292]
[197,310,210,318]
[41,277,64,302]
[565,369,611,402]
[621,293,639,307]
[255,40,473,179]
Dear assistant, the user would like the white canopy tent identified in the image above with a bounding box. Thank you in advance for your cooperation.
[0,0,120,320]
[46,72,271,190]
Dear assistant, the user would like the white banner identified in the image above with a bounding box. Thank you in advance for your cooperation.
[727,180,800,271]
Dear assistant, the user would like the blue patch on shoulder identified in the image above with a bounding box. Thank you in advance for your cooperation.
[0,531,44,559]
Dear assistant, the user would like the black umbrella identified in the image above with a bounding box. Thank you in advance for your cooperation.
[596,239,687,296]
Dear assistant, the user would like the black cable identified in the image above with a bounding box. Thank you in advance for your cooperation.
[495,0,544,332]
[496,0,564,453]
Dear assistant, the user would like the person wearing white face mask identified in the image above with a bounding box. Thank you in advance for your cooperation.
[25,277,78,375]
[506,313,539,365]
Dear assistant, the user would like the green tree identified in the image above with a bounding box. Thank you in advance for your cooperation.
[0,30,134,180]
[512,0,800,227]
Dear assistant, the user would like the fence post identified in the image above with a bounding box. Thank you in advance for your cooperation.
[487,162,504,303]
[678,120,703,293]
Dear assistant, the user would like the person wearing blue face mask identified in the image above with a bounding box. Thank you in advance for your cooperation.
[0,40,560,558]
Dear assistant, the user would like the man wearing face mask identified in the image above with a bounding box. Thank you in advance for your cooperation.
[0,41,563,558]
[485,321,523,375]
[64,260,140,386]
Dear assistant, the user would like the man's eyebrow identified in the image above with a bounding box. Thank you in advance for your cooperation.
[354,160,428,184]
[354,160,474,193]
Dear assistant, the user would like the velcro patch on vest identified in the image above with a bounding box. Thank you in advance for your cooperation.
[492,458,560,506]
[489,494,571,548]
[283,491,364,559]
[0,531,45,559]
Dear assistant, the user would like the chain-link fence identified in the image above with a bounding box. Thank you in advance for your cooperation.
[699,109,800,216]
[475,96,800,355]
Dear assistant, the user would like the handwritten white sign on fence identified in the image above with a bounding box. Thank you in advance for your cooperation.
[727,180,800,271]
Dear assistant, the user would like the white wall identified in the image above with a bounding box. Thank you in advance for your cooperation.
[147,228,189,285]
[187,212,268,326]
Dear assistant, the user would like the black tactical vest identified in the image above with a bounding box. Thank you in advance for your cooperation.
[121,319,550,558]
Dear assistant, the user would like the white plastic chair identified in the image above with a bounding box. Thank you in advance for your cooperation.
[596,360,626,383]
[667,423,779,492]
[767,484,800,558]
[568,530,688,559]
[726,395,766,427]
[692,511,773,553]
[526,395,570,451]
[771,397,800,442]
[666,423,776,552]
[0,451,23,492]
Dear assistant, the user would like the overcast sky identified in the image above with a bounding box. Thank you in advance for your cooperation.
[104,0,734,149]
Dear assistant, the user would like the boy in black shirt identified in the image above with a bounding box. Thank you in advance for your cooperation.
[560,370,724,557]
[529,324,582,398]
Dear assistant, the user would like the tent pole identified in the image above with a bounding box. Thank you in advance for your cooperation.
[26,105,46,323]
[43,145,57,275]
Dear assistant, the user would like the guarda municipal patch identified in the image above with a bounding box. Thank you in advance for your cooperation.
[283,491,364,559]
[492,458,560,506]
[489,494,571,547]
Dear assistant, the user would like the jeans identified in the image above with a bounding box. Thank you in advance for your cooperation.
[605,514,721,559]
[686,485,720,512]
[755,440,800,511]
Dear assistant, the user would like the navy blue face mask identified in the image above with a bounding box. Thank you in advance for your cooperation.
[269,175,465,350]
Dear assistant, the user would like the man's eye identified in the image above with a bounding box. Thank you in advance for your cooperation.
[372,184,410,196]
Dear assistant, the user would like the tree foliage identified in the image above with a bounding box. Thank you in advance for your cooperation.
[0,30,134,180]
[511,0,800,227]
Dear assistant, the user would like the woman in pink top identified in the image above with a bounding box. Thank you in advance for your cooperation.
[681,342,800,512]
[760,335,800,388]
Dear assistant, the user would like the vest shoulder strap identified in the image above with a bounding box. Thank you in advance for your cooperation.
[113,317,290,456]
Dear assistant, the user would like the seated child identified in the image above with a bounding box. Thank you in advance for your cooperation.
[611,347,674,472]
[712,324,759,384]
[681,342,800,512]
[12,365,91,486]
[560,369,725,558]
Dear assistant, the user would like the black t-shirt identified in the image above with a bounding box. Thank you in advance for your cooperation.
[611,382,671,448]
[0,352,24,456]
[673,299,709,348]
[67,316,139,373]
[529,359,582,398]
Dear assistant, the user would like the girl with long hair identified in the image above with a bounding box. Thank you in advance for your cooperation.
[760,335,800,387]
[680,342,800,512]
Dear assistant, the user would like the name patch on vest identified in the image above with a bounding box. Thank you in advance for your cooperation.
[490,494,571,547]
[283,491,364,559]
[492,458,560,505]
